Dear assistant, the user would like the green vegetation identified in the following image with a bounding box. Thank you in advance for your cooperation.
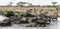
[3,11,14,17]
[3,11,25,17]
[39,12,48,18]
[23,13,36,17]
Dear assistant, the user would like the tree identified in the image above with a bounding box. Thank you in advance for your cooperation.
[7,2,13,11]
[17,2,32,7]
[17,2,27,7]
[10,2,13,6]
[52,2,57,7]
[7,2,13,6]
[52,2,58,17]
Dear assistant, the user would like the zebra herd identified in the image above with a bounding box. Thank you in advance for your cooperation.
[9,16,57,27]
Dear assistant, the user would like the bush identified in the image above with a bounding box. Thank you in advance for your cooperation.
[23,13,36,17]
[14,13,20,17]
[39,13,48,18]
[3,11,7,16]
[3,11,14,17]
